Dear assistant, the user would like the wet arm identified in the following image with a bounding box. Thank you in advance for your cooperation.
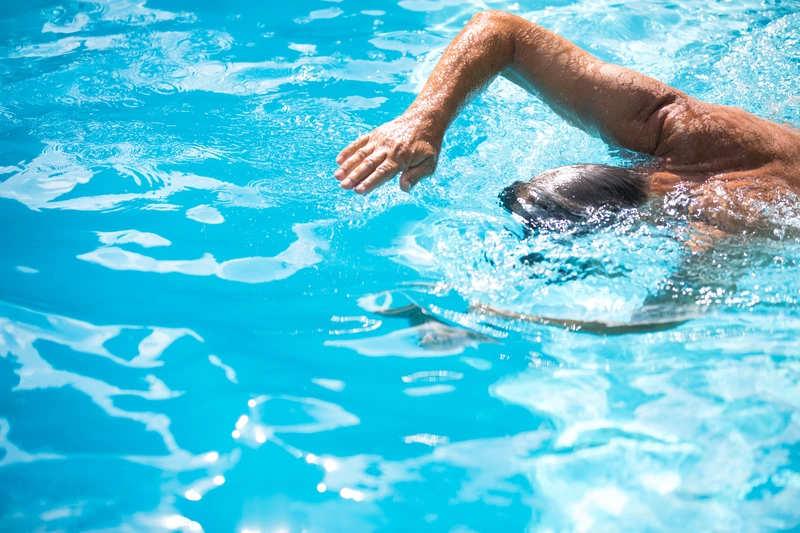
[335,10,687,193]
[412,10,686,149]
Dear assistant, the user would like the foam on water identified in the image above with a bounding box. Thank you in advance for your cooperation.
[1,0,800,531]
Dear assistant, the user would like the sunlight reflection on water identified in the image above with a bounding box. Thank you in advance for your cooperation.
[1,0,800,531]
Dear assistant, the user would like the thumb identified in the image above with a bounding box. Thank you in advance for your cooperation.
[399,159,435,193]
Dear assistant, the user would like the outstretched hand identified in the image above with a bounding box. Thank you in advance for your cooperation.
[334,114,442,194]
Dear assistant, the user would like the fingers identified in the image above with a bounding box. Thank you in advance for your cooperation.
[399,159,436,192]
[353,160,402,194]
[341,151,388,190]
[336,134,370,165]
[335,143,375,181]
[336,132,438,194]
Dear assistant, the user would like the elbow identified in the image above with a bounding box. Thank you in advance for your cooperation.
[465,10,519,59]
[468,10,519,34]
[469,10,517,26]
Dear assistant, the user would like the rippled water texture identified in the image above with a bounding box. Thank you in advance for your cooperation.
[2,0,800,531]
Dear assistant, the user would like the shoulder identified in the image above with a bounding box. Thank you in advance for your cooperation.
[655,99,792,173]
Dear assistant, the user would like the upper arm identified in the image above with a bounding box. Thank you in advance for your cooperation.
[497,12,687,154]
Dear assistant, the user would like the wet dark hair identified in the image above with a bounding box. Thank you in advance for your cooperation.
[499,164,650,226]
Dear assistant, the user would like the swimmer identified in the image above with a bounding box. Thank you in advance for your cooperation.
[334,10,800,232]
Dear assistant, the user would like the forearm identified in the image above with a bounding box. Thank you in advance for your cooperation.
[405,11,517,134]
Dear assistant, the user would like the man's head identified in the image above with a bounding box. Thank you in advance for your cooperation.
[499,164,650,226]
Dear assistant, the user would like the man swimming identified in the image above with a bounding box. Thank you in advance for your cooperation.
[334,10,800,232]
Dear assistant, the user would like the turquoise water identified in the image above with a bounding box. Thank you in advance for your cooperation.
[2,0,800,531]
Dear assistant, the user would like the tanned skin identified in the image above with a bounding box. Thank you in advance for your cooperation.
[333,10,800,230]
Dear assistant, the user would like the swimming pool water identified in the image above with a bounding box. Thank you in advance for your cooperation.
[1,0,800,531]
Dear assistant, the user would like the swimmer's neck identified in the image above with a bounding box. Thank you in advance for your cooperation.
[643,168,708,197]
[643,139,800,197]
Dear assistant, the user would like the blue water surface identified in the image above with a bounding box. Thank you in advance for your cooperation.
[2,0,800,531]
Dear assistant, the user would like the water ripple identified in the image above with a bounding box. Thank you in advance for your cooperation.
[2,0,800,531]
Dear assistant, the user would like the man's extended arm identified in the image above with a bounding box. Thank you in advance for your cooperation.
[334,10,688,194]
